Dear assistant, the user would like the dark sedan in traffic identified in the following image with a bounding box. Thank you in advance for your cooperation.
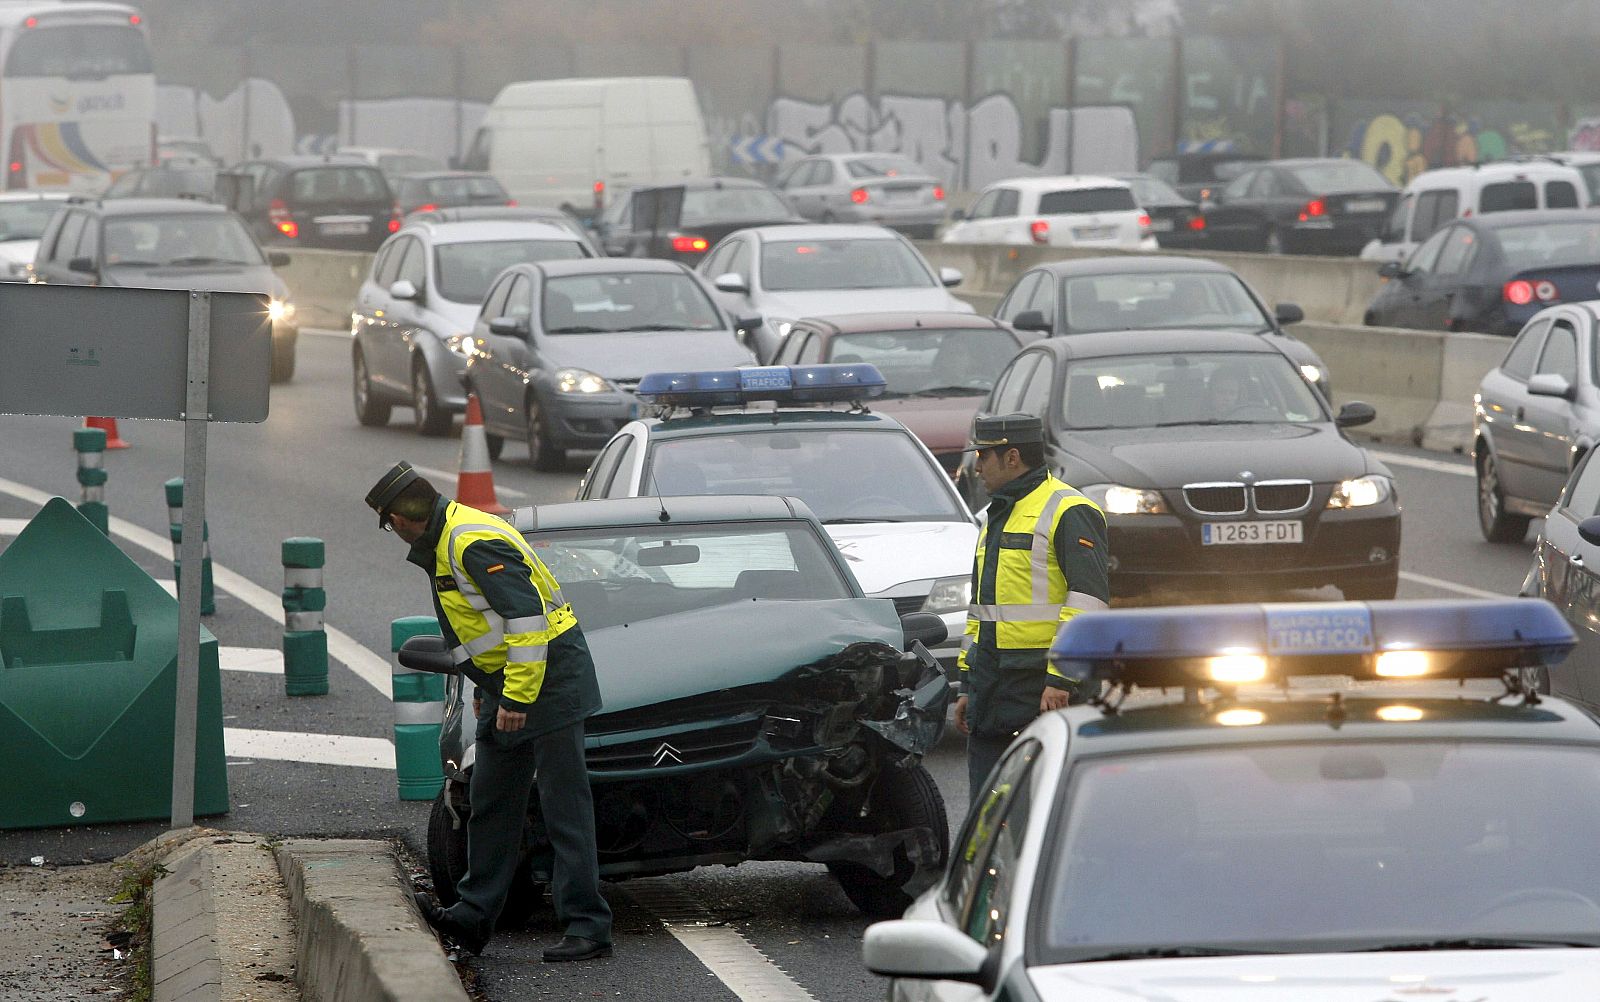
[1366,210,1600,336]
[1109,172,1209,249]
[595,176,801,263]
[1201,157,1398,255]
[961,330,1399,600]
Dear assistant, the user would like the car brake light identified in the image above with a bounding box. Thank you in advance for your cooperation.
[1188,214,1207,231]
[22,16,35,28]
[269,198,297,238]
[388,216,401,233]
[850,187,869,204]
[1535,280,1559,302]
[129,14,141,24]
[670,235,709,253]
[417,203,437,213]
[1030,220,1049,244]
[1137,212,1151,231]
[1504,280,1534,306]
[932,186,945,201]
[278,220,299,239]
[506,199,517,207]
[1298,197,1327,222]
[8,162,20,174]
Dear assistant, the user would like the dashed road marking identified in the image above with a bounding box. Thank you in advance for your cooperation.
[224,728,394,769]
[1370,449,1473,477]
[1399,570,1506,599]
[221,647,283,674]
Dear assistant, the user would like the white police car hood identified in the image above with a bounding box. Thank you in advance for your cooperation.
[1029,951,1600,1000]
[823,520,976,595]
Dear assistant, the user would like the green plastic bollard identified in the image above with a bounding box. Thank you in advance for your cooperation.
[281,537,329,696]
[392,615,446,801]
[164,477,215,616]
[73,427,109,534]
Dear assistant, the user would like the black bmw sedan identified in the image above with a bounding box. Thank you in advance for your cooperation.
[961,329,1401,600]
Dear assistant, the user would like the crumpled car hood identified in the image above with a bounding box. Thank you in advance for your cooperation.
[586,597,903,715]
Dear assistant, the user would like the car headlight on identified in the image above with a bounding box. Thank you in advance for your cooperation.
[922,576,971,615]
[555,368,611,394]
[267,298,295,322]
[1299,364,1323,383]
[1326,474,1392,509]
[1083,483,1168,515]
[446,333,477,358]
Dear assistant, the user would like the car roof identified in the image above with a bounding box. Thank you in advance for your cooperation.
[255,155,373,169]
[1149,151,1264,163]
[0,190,67,202]
[741,223,903,242]
[517,494,819,530]
[81,197,230,217]
[649,176,773,192]
[795,311,1014,335]
[1061,695,1600,757]
[528,257,691,278]
[640,408,906,436]
[1028,327,1281,359]
[989,175,1131,192]
[1031,255,1234,277]
[399,219,580,243]
[1407,161,1581,185]
[1467,208,1600,229]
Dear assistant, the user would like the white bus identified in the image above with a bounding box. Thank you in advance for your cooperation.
[0,2,154,192]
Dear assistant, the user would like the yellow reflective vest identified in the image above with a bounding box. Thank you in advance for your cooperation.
[432,502,576,706]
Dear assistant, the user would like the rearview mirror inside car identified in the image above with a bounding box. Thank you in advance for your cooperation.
[636,542,700,567]
[1010,310,1053,334]
[1336,401,1377,428]
[1274,302,1305,325]
[899,612,949,650]
[397,635,458,675]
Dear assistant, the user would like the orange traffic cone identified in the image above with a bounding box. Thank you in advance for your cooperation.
[456,393,508,516]
[85,416,130,449]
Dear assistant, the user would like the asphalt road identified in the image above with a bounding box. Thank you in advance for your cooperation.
[0,330,1541,1001]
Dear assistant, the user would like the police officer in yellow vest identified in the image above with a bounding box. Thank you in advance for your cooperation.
[366,462,613,962]
[954,414,1109,805]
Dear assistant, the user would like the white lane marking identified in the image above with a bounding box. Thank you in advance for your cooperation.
[411,463,528,499]
[625,878,819,1002]
[1399,571,1507,599]
[1370,449,1473,477]
[221,647,283,674]
[0,475,393,697]
[225,728,394,769]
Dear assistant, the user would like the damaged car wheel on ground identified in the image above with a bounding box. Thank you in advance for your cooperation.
[824,762,947,917]
[427,770,545,929]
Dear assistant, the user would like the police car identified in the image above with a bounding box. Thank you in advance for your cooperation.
[864,598,1600,1000]
[576,363,978,665]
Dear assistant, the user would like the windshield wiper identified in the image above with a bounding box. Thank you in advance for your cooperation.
[909,385,990,397]
[545,325,611,334]
[163,256,253,266]
[822,517,890,524]
[1149,419,1260,427]
[1075,946,1273,962]
[626,323,694,332]
[107,259,162,268]
[1355,937,1599,952]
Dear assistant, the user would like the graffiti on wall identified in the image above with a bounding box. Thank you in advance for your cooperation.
[765,92,1138,191]
[1346,108,1565,185]
[1571,118,1600,153]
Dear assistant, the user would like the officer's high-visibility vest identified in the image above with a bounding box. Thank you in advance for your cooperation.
[966,476,1105,652]
[432,502,575,704]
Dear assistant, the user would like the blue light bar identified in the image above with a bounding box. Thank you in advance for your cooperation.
[635,363,887,408]
[1048,599,1576,688]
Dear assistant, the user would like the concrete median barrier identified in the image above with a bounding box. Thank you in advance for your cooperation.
[274,248,372,330]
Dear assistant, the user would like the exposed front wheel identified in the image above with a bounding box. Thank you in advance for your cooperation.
[412,363,452,436]
[827,763,949,918]
[352,350,391,427]
[1477,450,1531,544]
[427,781,543,929]
[526,395,566,471]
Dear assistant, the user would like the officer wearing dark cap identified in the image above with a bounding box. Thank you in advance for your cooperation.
[366,462,613,962]
[956,414,1109,805]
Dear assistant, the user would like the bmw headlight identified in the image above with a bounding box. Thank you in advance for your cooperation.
[1299,364,1323,384]
[556,368,611,394]
[1083,483,1168,515]
[922,576,971,614]
[446,333,477,358]
[1326,474,1392,509]
[267,298,295,323]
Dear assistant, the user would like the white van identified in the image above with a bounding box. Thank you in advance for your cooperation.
[462,77,711,218]
[941,176,1157,250]
[1359,160,1591,263]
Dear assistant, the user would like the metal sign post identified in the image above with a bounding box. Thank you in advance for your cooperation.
[169,292,211,829]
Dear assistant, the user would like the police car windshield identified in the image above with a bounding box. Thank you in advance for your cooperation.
[1063,273,1267,332]
[645,429,967,522]
[1061,352,1325,429]
[1038,741,1600,961]
[434,239,586,304]
[760,238,936,292]
[525,521,853,628]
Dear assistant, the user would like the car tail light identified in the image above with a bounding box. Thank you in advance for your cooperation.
[387,215,401,233]
[129,13,141,24]
[1504,280,1535,306]
[670,235,709,253]
[850,187,869,204]
[932,186,945,201]
[417,203,437,213]
[1535,280,1559,302]
[506,199,517,206]
[22,16,35,28]
[1188,214,1207,231]
[1297,197,1327,222]
[269,198,297,239]
[1137,212,1151,232]
[1030,219,1049,244]
[593,179,605,213]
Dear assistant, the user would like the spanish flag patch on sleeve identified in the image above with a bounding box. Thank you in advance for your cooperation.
[1077,537,1096,549]
[485,563,505,574]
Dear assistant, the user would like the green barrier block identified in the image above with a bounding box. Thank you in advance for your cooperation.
[73,428,107,453]
[281,537,324,568]
[280,587,327,612]
[393,671,446,703]
[77,502,108,535]
[172,559,216,617]
[0,498,228,829]
[394,724,445,800]
[76,467,108,487]
[282,629,328,696]
[391,615,440,651]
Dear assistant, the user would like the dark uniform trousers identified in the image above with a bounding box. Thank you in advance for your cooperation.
[966,662,1053,807]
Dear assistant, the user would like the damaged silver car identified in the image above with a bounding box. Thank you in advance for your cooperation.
[400,495,952,922]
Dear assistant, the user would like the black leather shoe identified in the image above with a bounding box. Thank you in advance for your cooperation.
[413,892,489,956]
[542,935,613,962]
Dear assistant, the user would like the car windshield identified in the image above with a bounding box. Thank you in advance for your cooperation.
[0,199,62,240]
[1287,161,1393,193]
[290,167,388,204]
[645,428,967,522]
[761,238,935,292]
[104,215,265,267]
[1038,187,1137,214]
[1120,176,1186,206]
[434,239,586,303]
[543,272,724,333]
[829,328,1018,397]
[1063,273,1268,332]
[1038,741,1600,961]
[379,154,445,175]
[681,186,791,225]
[526,521,853,628]
[1495,221,1600,270]
[107,168,215,199]
[1061,352,1324,429]
[421,175,508,205]
[845,155,924,179]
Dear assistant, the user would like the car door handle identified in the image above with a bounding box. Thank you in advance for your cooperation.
[1516,406,1526,421]
[1573,553,1585,568]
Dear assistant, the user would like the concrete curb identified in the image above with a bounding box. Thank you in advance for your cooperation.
[274,839,468,1002]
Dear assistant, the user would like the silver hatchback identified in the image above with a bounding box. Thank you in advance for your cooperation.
[773,153,946,238]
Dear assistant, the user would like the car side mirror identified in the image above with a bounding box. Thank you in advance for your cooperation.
[1011,310,1053,334]
[1377,260,1404,280]
[899,612,949,650]
[389,278,419,301]
[68,256,96,274]
[1336,401,1377,428]
[1274,302,1304,325]
[735,314,763,332]
[268,251,290,268]
[488,316,530,337]
[938,266,963,288]
[1579,515,1600,547]
[1528,373,1576,401]
[714,272,749,294]
[863,920,992,987]
[397,634,457,675]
